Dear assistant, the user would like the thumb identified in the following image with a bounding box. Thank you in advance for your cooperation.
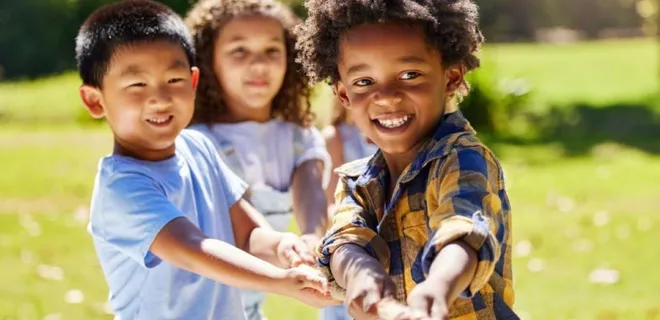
[293,242,316,266]
[299,267,329,293]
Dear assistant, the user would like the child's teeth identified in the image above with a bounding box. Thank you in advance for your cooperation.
[378,115,409,128]
[149,117,169,124]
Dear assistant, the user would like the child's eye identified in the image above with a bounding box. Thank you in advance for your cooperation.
[129,82,147,88]
[168,78,184,84]
[266,47,281,55]
[231,47,247,57]
[353,79,373,87]
[400,72,421,80]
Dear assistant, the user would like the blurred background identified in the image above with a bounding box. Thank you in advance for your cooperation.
[0,0,658,319]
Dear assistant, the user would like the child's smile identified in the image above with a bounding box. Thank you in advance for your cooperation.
[146,114,174,127]
[372,112,415,134]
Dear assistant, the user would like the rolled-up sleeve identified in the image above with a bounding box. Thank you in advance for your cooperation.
[316,177,390,289]
[421,146,507,297]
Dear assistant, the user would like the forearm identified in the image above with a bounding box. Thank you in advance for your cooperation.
[426,240,478,303]
[294,191,327,236]
[170,236,286,293]
[292,160,329,236]
[246,227,286,268]
[330,244,388,289]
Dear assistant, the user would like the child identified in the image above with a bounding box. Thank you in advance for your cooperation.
[184,1,333,319]
[76,1,336,319]
[296,0,517,319]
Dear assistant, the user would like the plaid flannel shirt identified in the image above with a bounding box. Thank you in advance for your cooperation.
[318,111,517,319]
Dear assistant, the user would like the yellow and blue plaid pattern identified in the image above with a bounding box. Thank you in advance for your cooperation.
[318,111,516,319]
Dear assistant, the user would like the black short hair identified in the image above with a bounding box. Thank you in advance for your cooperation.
[295,0,484,96]
[75,0,195,88]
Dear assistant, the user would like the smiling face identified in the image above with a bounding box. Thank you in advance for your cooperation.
[212,15,287,122]
[79,40,199,160]
[335,22,463,159]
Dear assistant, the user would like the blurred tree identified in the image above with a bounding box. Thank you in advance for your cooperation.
[0,0,652,80]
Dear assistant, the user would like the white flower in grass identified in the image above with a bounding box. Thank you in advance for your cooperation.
[65,289,84,304]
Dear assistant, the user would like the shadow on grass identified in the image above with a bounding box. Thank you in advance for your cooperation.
[491,94,660,156]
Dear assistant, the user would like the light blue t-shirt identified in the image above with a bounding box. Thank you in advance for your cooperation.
[88,130,248,320]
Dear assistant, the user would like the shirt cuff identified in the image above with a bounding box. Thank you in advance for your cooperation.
[316,226,390,292]
[420,211,500,297]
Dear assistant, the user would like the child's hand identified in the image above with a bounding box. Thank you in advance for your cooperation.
[406,280,450,320]
[281,265,342,308]
[345,269,397,319]
[277,233,316,267]
[299,233,322,253]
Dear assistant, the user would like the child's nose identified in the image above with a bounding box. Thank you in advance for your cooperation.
[148,87,173,108]
[248,54,269,73]
[373,86,403,107]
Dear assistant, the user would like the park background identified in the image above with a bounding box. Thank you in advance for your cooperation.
[0,0,658,319]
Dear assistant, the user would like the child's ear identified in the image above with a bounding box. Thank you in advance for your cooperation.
[79,85,105,119]
[444,65,465,97]
[190,66,200,90]
[334,81,351,108]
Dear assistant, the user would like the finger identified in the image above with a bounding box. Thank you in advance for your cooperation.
[308,288,343,306]
[430,301,449,320]
[362,289,382,315]
[407,295,433,318]
[348,293,366,318]
[293,242,316,266]
[301,271,329,293]
[284,248,302,267]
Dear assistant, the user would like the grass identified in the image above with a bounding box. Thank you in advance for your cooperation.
[1,38,659,319]
[1,128,659,319]
[484,38,658,107]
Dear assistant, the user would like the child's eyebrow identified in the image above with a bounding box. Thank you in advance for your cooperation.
[227,35,284,43]
[398,56,427,64]
[119,65,144,77]
[119,60,188,77]
[346,63,370,77]
[167,59,188,70]
[345,56,428,77]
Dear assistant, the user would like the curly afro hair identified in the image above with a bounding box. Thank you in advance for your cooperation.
[295,0,484,98]
[185,0,313,126]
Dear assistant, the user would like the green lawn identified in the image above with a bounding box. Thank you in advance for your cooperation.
[1,38,659,319]
[485,38,658,106]
[1,128,659,319]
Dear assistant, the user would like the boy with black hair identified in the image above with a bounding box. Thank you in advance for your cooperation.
[76,1,336,319]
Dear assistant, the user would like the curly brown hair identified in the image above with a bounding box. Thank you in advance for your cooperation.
[185,0,313,126]
[294,0,484,98]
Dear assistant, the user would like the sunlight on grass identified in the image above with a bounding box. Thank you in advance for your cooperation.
[485,38,658,106]
[1,127,659,319]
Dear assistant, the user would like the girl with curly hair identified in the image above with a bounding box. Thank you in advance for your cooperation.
[184,1,333,319]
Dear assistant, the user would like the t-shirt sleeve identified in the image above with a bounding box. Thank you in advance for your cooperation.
[215,152,249,205]
[189,128,248,206]
[89,171,185,268]
[294,126,332,188]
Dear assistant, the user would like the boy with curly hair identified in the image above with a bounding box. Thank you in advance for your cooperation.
[295,0,517,319]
